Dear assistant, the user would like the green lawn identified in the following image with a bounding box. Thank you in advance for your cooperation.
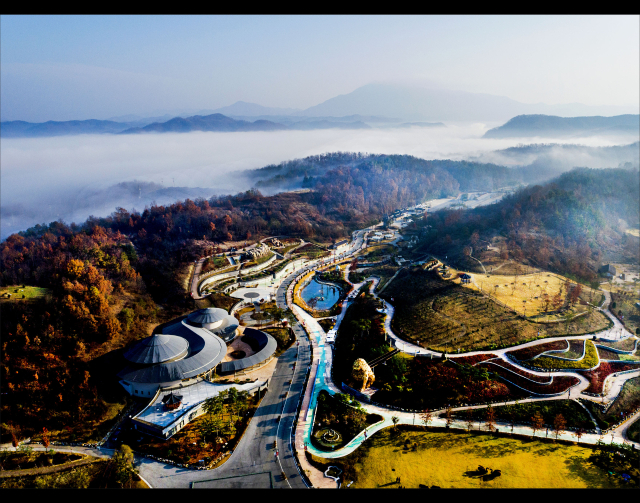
[0,285,49,302]
[345,428,625,488]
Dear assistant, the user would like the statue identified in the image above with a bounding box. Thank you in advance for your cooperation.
[352,358,375,391]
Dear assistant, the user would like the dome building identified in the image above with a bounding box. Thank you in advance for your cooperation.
[118,307,239,397]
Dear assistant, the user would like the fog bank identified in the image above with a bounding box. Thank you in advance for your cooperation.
[1,125,636,239]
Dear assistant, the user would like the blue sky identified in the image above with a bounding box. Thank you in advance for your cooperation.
[1,15,638,121]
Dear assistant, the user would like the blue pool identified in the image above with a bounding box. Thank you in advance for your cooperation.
[301,278,342,310]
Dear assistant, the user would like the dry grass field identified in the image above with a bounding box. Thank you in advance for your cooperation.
[461,272,600,317]
[347,429,623,489]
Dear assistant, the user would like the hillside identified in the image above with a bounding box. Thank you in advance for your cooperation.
[120,113,288,134]
[483,114,640,139]
[1,119,134,138]
[418,167,640,284]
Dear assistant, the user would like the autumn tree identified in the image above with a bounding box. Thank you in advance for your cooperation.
[485,406,496,432]
[573,427,586,445]
[531,411,544,437]
[553,414,566,442]
[41,427,50,449]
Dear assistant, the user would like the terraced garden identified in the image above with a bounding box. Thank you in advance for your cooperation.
[527,341,598,370]
[507,340,568,361]
[381,267,609,352]
[579,361,640,394]
[476,361,580,395]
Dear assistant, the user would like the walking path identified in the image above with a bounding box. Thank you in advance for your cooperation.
[284,236,640,464]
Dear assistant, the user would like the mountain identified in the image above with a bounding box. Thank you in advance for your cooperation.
[1,119,134,138]
[210,101,302,116]
[119,114,289,134]
[396,122,446,128]
[484,114,640,139]
[300,83,639,122]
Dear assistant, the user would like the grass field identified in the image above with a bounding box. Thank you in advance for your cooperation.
[462,272,600,317]
[0,285,49,302]
[628,416,640,442]
[347,428,623,488]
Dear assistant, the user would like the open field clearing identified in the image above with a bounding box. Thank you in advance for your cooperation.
[0,285,49,302]
[382,267,610,352]
[462,271,600,318]
[625,229,640,237]
[347,429,624,488]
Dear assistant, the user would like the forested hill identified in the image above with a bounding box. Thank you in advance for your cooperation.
[251,153,527,193]
[420,167,640,283]
[483,114,640,139]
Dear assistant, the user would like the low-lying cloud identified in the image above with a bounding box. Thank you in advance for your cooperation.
[1,125,637,239]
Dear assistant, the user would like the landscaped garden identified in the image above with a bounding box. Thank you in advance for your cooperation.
[578,361,640,394]
[0,446,82,471]
[475,361,580,395]
[578,377,640,430]
[380,267,609,353]
[311,391,382,451]
[348,263,400,291]
[337,428,629,488]
[0,445,148,489]
[451,399,595,432]
[526,341,598,370]
[507,340,568,361]
[124,388,260,468]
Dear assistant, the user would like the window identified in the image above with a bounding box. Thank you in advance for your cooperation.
[135,390,138,394]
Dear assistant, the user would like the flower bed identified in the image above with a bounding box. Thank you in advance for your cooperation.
[579,361,640,394]
[596,347,620,361]
[529,341,598,370]
[482,359,552,383]
[507,340,568,361]
[595,337,638,353]
[449,354,498,366]
[477,361,580,395]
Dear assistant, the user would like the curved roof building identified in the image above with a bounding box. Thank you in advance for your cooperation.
[118,307,239,395]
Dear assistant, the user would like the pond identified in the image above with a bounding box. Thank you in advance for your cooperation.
[301,278,342,311]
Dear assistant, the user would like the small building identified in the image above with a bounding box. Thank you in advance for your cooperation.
[460,273,472,284]
[599,264,617,277]
[330,239,349,251]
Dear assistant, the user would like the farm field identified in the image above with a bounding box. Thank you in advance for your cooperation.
[462,271,600,318]
[381,267,609,352]
[0,285,49,302]
[346,428,623,488]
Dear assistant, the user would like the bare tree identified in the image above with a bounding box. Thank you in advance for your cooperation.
[421,408,433,428]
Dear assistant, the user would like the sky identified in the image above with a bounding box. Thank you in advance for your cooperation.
[1,15,639,122]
